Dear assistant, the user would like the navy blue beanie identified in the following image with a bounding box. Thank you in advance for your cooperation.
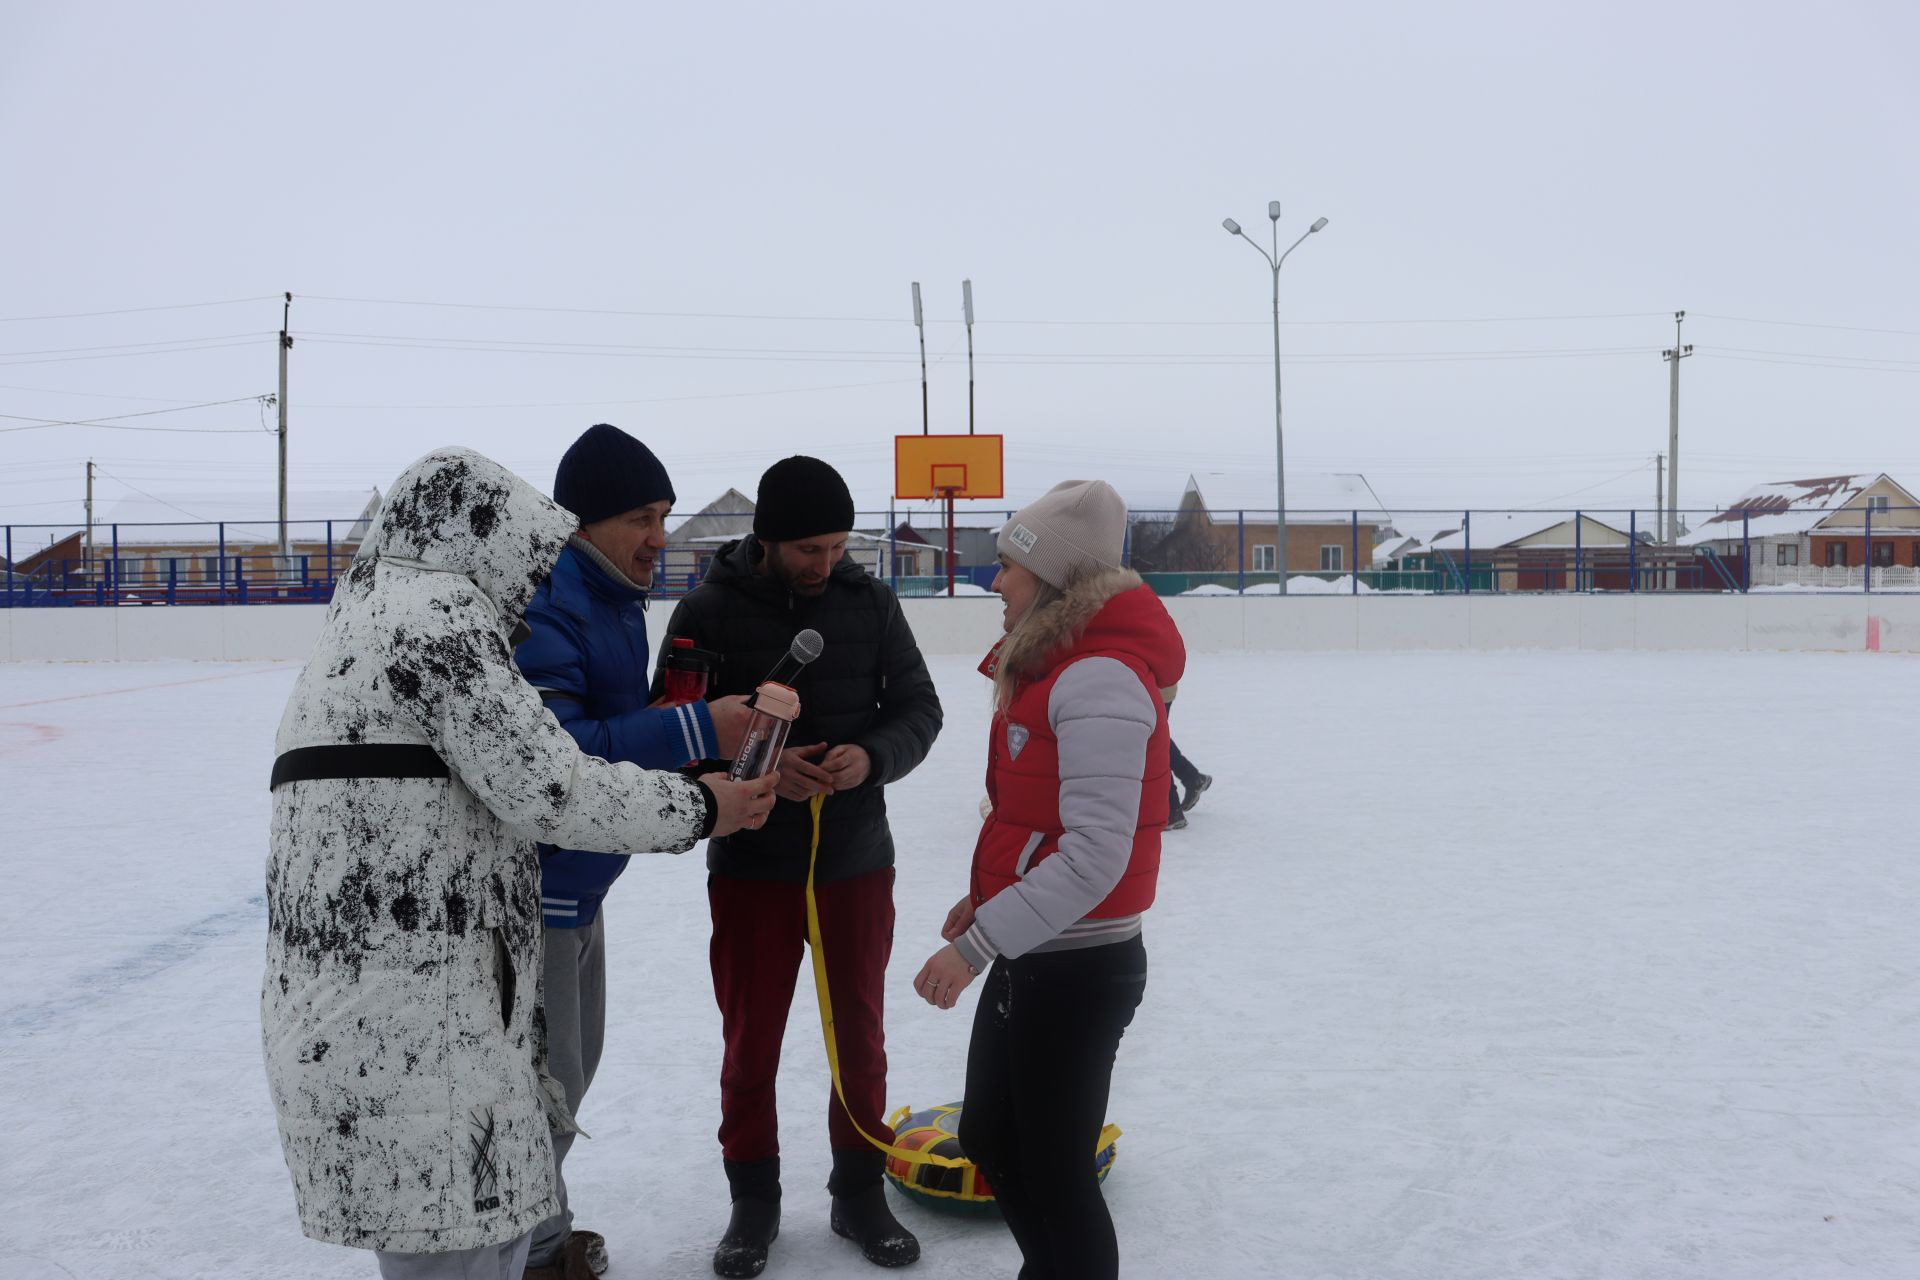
[553,424,675,525]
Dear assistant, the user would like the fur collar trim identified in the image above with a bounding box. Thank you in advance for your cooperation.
[997,568,1143,682]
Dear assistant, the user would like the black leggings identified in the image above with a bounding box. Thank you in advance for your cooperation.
[959,936,1147,1280]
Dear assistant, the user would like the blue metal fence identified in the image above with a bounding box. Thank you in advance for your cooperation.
[6,506,1918,607]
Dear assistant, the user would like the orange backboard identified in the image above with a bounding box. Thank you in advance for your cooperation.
[894,434,1004,500]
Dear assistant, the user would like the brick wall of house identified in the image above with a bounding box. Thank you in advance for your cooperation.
[1808,534,1920,569]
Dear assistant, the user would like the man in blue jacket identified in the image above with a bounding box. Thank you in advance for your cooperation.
[515,423,751,1280]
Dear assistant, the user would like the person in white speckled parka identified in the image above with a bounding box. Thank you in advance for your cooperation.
[260,447,776,1280]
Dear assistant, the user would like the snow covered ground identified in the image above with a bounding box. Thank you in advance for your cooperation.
[2,650,1917,1279]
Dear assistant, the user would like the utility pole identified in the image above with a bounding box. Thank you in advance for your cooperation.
[278,291,293,559]
[85,458,95,575]
[1661,311,1692,545]
[1654,454,1664,543]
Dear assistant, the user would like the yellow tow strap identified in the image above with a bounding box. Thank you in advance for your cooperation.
[804,793,967,1170]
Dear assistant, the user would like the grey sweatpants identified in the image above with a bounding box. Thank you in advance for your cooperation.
[526,914,607,1267]
[375,1231,531,1279]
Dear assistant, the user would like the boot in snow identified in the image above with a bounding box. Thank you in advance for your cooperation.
[713,1199,779,1278]
[830,1185,920,1267]
[524,1229,608,1279]
[827,1149,919,1267]
[714,1156,781,1278]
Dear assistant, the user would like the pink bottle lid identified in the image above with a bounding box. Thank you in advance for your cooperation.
[752,681,801,723]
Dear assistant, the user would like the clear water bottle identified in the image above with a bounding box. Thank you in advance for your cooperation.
[729,681,801,781]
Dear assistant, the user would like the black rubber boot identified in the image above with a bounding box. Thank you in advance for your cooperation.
[714,1157,781,1279]
[828,1149,920,1268]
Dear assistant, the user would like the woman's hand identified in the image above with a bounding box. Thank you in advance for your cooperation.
[940,895,976,942]
[698,770,780,836]
[911,944,978,1011]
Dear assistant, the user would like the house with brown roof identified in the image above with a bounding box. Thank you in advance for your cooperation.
[1683,474,1920,588]
[1134,471,1396,578]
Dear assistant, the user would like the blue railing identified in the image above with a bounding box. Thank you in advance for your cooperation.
[6,505,1918,607]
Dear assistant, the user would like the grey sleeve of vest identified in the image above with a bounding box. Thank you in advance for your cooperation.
[969,656,1157,961]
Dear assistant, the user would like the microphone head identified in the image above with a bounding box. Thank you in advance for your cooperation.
[790,628,824,665]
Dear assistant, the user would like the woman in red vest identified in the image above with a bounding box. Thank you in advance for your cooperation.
[913,479,1186,1279]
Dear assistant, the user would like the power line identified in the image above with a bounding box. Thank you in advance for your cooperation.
[0,396,272,434]
[1518,461,1655,508]
[295,332,1655,366]
[0,383,217,404]
[1692,312,1920,338]
[1696,353,1920,374]
[91,469,222,521]
[0,338,268,368]
[7,292,1906,336]
[0,333,270,359]
[304,377,920,411]
[0,296,277,324]
[1702,345,1920,366]
[301,294,1681,328]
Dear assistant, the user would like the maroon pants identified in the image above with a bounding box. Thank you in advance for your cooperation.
[709,868,895,1162]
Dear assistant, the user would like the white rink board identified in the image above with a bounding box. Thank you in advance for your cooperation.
[5,593,1920,661]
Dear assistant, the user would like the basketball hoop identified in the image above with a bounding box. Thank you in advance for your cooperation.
[895,435,1005,597]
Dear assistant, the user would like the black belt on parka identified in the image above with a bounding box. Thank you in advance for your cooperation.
[269,743,450,791]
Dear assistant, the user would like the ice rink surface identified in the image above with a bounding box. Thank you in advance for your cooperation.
[2,649,1916,1279]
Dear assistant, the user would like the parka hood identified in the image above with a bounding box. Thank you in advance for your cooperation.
[356,448,575,629]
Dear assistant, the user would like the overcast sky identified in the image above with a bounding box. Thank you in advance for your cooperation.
[3,0,1917,538]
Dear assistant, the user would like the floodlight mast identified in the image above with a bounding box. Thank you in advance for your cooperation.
[1219,203,1329,595]
[962,278,975,435]
[911,281,928,435]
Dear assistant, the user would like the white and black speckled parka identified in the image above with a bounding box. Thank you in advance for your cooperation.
[261,448,713,1254]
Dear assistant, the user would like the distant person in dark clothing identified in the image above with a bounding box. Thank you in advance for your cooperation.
[1164,738,1211,830]
[653,455,944,1278]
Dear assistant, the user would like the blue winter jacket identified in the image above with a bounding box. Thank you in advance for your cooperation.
[516,538,719,928]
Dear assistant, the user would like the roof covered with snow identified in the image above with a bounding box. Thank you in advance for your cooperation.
[92,489,381,546]
[1427,511,1630,551]
[1371,533,1423,565]
[1183,471,1394,524]
[1682,474,1915,544]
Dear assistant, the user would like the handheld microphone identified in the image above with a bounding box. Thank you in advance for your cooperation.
[762,628,824,691]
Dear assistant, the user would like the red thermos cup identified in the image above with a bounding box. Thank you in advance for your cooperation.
[660,637,717,707]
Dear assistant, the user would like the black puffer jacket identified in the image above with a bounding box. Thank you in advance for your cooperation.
[653,537,943,883]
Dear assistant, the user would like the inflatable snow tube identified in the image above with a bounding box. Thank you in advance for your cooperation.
[884,1102,1122,1216]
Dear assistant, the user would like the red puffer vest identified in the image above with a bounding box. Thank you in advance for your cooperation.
[971,575,1187,917]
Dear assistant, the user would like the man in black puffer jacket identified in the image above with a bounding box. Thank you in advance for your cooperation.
[652,455,942,1278]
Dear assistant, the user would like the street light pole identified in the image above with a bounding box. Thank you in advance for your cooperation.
[1223,203,1327,595]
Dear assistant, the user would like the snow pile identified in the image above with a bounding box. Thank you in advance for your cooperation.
[1244,575,1376,595]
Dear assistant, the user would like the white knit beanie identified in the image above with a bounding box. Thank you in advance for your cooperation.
[996,480,1128,588]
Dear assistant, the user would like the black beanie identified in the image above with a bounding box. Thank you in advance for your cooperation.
[753,455,856,542]
[553,424,675,525]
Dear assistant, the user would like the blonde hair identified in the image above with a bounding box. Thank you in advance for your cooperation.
[990,573,1073,711]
